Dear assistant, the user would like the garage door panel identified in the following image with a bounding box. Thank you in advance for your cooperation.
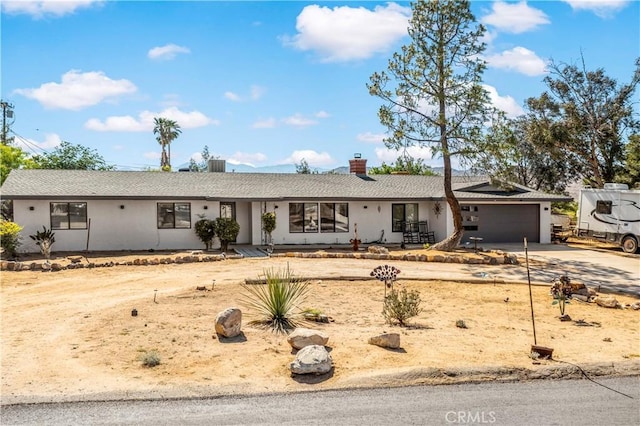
[461,204,539,243]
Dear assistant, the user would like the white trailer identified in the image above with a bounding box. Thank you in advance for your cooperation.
[577,183,640,253]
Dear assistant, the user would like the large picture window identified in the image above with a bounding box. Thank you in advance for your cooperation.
[320,203,349,233]
[392,203,418,232]
[157,203,191,229]
[50,202,87,230]
[289,203,318,233]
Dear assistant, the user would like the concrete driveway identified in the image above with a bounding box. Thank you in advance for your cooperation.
[484,243,640,297]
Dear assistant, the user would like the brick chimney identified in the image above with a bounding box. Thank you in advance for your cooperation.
[349,153,367,175]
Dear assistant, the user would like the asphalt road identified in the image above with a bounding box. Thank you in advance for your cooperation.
[2,377,638,425]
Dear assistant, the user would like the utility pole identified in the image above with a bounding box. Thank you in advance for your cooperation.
[1,100,15,145]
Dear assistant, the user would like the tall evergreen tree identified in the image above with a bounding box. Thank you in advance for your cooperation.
[368,0,491,251]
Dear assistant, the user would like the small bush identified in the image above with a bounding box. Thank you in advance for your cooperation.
[194,218,216,250]
[214,217,240,253]
[241,266,310,334]
[0,220,22,259]
[140,350,161,367]
[382,287,422,326]
[456,319,468,329]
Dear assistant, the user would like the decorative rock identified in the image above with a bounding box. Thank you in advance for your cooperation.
[368,332,400,349]
[50,263,63,272]
[287,327,329,349]
[631,302,640,310]
[289,345,333,375]
[215,307,242,338]
[368,245,389,255]
[594,296,619,309]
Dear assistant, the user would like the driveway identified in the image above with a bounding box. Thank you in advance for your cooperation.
[484,243,640,297]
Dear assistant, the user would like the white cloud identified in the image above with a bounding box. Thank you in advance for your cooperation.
[481,1,550,34]
[147,43,191,61]
[227,152,268,166]
[483,84,525,118]
[250,85,266,100]
[315,110,330,118]
[252,117,277,129]
[282,113,318,128]
[14,70,137,110]
[15,133,61,152]
[562,0,630,17]
[224,91,242,102]
[486,46,548,76]
[225,85,266,102]
[85,106,218,132]
[1,0,104,19]
[283,150,335,167]
[282,3,410,62]
[357,132,385,144]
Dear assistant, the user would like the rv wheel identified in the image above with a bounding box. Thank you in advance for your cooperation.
[621,236,639,254]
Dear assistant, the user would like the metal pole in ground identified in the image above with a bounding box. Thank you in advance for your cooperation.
[525,237,537,345]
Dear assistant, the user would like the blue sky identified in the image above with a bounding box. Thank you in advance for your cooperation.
[1,0,638,171]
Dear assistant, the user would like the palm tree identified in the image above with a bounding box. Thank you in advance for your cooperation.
[153,117,181,171]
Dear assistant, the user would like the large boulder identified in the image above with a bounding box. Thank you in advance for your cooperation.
[289,345,333,375]
[287,327,329,350]
[368,332,400,349]
[215,307,242,337]
[594,296,620,309]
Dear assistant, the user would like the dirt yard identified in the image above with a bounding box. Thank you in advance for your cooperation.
[1,249,639,403]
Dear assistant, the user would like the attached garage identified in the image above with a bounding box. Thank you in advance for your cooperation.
[460,204,540,243]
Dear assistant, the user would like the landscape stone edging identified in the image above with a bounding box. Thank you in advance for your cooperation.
[0,250,517,272]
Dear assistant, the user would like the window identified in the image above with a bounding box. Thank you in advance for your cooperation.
[392,203,418,232]
[50,202,87,230]
[220,202,235,219]
[596,200,612,215]
[320,203,349,233]
[157,203,191,229]
[289,203,318,233]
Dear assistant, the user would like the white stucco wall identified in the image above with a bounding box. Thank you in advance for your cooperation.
[14,199,211,253]
[253,200,439,247]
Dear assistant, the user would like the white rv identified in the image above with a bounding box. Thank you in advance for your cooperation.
[577,183,640,253]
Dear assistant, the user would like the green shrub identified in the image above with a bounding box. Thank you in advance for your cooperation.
[382,287,422,326]
[455,319,468,329]
[214,217,240,253]
[140,350,161,367]
[194,218,216,250]
[0,220,22,259]
[261,211,277,244]
[241,266,310,334]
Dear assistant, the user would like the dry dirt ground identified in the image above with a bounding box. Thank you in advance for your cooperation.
[1,248,639,404]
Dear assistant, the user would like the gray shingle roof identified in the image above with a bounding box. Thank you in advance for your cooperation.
[1,169,571,202]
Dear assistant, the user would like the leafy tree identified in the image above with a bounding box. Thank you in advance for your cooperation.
[368,0,491,251]
[616,134,640,188]
[214,217,240,253]
[188,145,214,172]
[153,117,181,171]
[524,56,640,188]
[474,115,574,193]
[295,158,317,174]
[369,155,438,176]
[29,141,114,170]
[0,144,36,184]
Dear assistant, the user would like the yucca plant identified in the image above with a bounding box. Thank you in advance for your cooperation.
[241,266,310,334]
[29,226,55,260]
